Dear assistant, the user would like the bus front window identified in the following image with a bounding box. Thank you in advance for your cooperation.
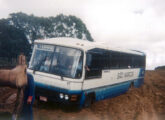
[50,46,83,78]
[29,44,83,79]
[29,44,54,72]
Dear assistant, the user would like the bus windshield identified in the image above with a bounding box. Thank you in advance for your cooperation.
[29,44,83,79]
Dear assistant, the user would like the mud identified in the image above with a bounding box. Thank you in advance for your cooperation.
[0,71,165,120]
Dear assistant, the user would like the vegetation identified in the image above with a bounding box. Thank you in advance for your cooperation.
[0,12,93,65]
[155,66,165,70]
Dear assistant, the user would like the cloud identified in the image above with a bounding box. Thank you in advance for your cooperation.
[133,9,144,15]
[0,0,165,69]
[0,0,89,19]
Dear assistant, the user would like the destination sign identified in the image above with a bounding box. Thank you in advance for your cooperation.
[37,44,54,51]
[117,72,134,79]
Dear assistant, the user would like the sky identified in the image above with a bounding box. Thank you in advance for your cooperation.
[0,0,165,69]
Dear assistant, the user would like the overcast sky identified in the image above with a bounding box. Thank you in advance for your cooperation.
[0,0,165,69]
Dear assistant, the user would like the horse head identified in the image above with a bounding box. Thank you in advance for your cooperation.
[12,54,28,88]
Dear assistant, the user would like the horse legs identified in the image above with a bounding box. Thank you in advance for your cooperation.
[12,88,24,120]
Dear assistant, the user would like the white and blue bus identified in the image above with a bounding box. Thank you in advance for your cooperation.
[27,37,146,108]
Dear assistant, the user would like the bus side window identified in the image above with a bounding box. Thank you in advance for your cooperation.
[85,53,102,79]
[110,52,120,69]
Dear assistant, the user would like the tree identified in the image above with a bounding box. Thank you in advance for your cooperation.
[0,19,31,61]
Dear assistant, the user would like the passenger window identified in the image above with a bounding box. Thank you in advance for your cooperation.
[110,52,120,69]
[85,53,102,79]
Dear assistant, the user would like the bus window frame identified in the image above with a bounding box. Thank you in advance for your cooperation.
[84,48,146,80]
[29,43,84,79]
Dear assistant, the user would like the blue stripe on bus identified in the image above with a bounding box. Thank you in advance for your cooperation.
[95,81,130,101]
[35,73,144,108]
[83,81,131,102]
[80,71,145,107]
[134,68,144,88]
[79,81,132,108]
[35,80,132,107]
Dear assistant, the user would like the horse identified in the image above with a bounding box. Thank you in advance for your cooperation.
[0,54,28,120]
[0,55,27,88]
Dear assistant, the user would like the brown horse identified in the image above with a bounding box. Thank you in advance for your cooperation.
[0,55,27,88]
[0,54,28,120]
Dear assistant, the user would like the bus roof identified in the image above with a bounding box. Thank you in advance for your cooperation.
[34,37,145,56]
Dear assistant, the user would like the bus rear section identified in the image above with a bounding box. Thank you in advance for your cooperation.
[80,48,145,107]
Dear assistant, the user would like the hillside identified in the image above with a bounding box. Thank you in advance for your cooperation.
[155,66,165,70]
[0,70,165,120]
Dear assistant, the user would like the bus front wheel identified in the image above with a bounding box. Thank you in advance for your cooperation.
[84,94,95,108]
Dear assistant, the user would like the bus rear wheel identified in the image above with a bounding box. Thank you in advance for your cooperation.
[129,82,134,90]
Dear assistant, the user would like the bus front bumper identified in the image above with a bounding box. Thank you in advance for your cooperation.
[35,84,82,105]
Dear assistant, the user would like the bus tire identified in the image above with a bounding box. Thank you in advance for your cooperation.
[84,96,92,108]
[84,93,95,108]
[130,82,134,89]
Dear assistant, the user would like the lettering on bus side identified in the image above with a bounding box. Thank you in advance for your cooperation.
[124,72,134,77]
[117,72,134,79]
[117,72,124,79]
[103,70,110,73]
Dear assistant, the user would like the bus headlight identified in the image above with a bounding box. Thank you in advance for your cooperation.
[59,93,64,99]
[64,94,69,100]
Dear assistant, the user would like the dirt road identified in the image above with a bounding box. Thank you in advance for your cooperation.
[1,70,165,120]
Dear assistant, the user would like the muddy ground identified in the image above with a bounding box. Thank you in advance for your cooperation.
[0,70,165,120]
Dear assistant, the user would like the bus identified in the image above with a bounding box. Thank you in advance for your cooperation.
[27,37,146,108]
